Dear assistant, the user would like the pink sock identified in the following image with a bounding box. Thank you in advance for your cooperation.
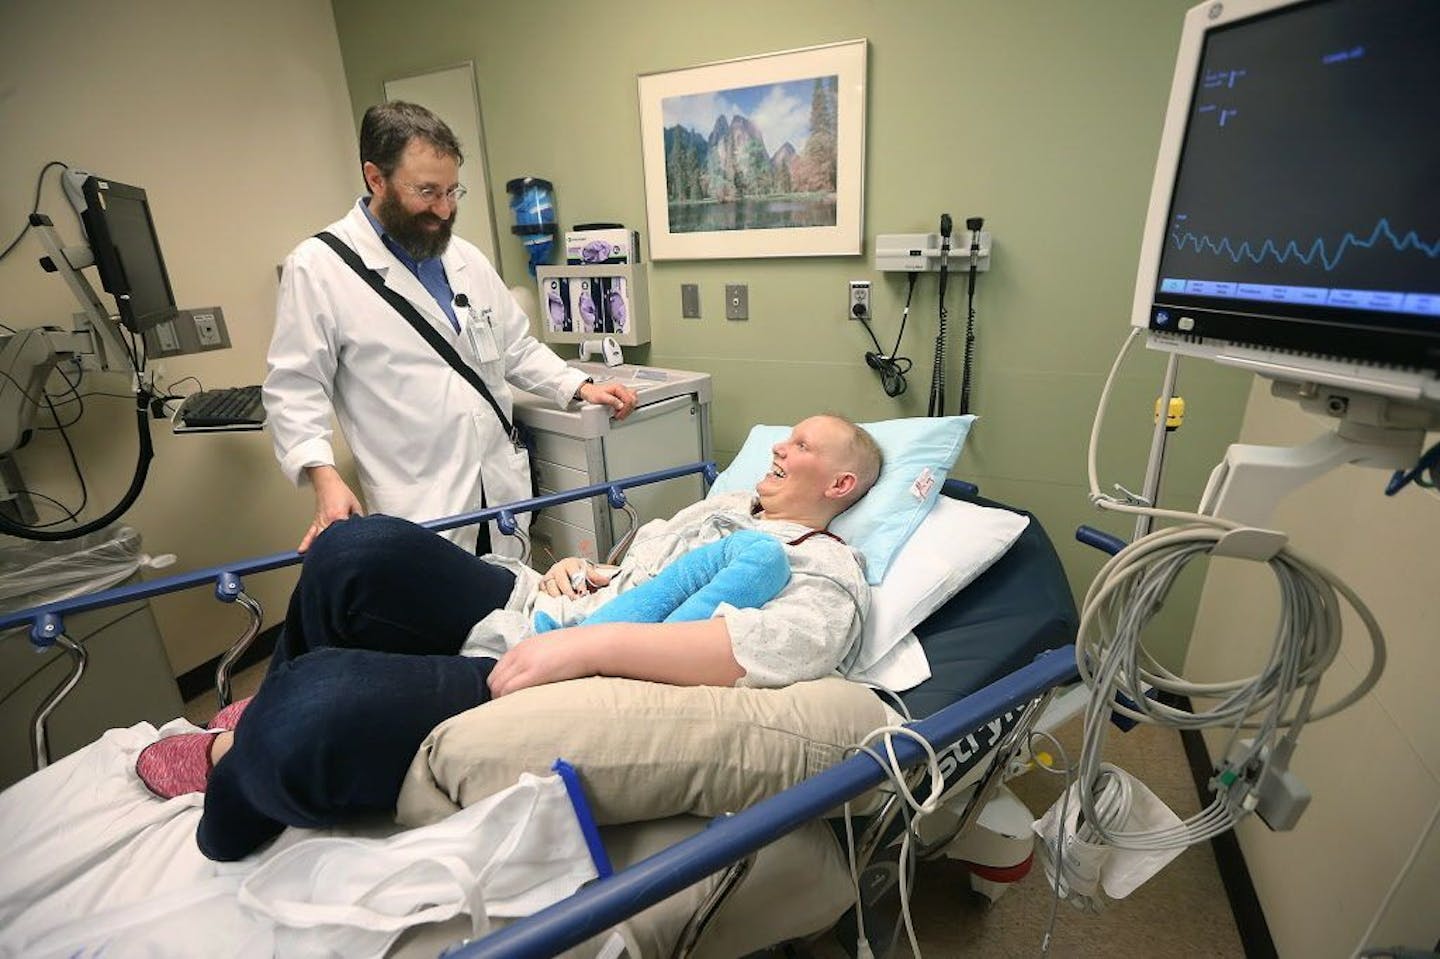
[136,732,217,799]
[208,695,253,731]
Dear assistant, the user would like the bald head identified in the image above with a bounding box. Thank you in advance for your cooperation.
[754,414,882,529]
[827,416,882,508]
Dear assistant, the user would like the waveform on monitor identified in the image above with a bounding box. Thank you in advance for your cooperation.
[1169,217,1440,273]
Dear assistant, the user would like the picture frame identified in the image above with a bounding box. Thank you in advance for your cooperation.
[637,39,867,261]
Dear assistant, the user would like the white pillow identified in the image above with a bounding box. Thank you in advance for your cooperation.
[848,631,932,693]
[856,496,1030,673]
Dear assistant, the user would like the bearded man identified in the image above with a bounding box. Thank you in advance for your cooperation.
[263,101,635,556]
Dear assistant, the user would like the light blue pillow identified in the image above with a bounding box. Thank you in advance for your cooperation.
[707,416,976,584]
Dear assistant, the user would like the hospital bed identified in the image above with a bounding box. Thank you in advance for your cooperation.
[0,465,1080,958]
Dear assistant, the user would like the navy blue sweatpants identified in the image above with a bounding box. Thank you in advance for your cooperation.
[197,515,514,861]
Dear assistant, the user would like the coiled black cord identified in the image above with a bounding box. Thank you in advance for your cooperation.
[957,216,984,415]
[860,272,917,397]
[927,215,953,417]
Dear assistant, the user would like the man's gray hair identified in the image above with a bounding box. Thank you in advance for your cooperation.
[359,101,463,187]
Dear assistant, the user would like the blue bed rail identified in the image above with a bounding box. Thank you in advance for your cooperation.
[1075,524,1126,556]
[447,644,1079,959]
[0,461,718,647]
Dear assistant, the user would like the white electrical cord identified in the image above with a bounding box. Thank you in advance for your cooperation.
[1076,329,1387,854]
[1025,730,1075,955]
[854,679,915,723]
[842,725,945,959]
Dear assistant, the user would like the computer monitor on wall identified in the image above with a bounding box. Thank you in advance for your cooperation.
[79,176,179,333]
[1131,0,1440,411]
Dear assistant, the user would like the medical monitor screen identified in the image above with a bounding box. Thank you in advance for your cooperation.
[1146,0,1440,373]
[81,177,178,333]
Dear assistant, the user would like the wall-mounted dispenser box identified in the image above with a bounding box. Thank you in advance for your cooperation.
[565,228,641,266]
[536,263,650,347]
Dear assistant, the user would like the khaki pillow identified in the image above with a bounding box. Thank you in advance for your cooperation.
[396,675,890,828]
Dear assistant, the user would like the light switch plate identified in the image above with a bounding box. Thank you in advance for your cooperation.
[154,319,180,353]
[725,283,748,320]
[681,283,701,319]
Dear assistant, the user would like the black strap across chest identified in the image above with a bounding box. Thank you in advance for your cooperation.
[313,230,520,447]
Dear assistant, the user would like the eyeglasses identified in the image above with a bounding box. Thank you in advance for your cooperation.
[396,181,468,204]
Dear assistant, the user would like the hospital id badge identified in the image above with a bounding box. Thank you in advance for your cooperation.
[467,321,500,363]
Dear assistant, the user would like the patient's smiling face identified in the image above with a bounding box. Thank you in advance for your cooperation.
[755,416,859,528]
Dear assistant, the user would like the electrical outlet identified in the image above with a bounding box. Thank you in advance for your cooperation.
[725,284,748,321]
[193,312,222,347]
[849,280,871,320]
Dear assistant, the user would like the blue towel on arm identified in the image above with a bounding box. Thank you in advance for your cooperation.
[534,530,790,633]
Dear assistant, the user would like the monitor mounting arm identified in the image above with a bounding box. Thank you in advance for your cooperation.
[1199,381,1439,526]
[0,213,155,538]
[0,326,90,458]
[28,212,135,376]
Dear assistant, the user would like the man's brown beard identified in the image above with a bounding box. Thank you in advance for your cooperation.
[374,190,455,260]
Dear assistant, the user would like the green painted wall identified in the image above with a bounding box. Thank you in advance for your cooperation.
[330,0,1253,668]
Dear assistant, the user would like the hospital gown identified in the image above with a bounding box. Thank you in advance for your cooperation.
[464,491,871,688]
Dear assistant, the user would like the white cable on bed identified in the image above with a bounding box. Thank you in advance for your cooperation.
[854,679,915,723]
[1075,330,1386,857]
[842,724,944,959]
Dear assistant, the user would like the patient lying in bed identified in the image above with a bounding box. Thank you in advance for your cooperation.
[136,414,882,862]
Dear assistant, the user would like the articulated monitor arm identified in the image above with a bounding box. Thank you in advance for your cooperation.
[28,212,135,376]
[0,326,90,457]
[1,211,138,461]
[0,212,155,540]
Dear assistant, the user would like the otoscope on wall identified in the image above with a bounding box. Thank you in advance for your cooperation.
[958,216,984,416]
[926,214,953,418]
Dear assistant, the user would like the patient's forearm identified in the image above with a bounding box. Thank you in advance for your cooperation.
[586,619,745,687]
[487,618,745,697]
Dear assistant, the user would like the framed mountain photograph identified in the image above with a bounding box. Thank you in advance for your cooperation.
[638,39,867,260]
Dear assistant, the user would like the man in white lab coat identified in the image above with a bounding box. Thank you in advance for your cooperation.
[263,102,636,555]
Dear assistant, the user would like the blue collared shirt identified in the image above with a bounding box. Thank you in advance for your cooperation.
[359,198,460,332]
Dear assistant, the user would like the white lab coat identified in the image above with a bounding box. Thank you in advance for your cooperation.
[263,201,589,555]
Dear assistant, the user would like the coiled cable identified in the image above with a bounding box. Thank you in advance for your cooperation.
[859,272,917,397]
[1076,329,1386,854]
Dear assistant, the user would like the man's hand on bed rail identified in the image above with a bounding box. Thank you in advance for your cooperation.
[488,620,745,697]
[540,557,617,598]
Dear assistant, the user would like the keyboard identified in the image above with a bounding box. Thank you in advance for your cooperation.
[179,385,266,427]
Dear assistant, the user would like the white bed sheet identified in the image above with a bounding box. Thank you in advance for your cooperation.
[0,719,597,959]
[0,720,267,957]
